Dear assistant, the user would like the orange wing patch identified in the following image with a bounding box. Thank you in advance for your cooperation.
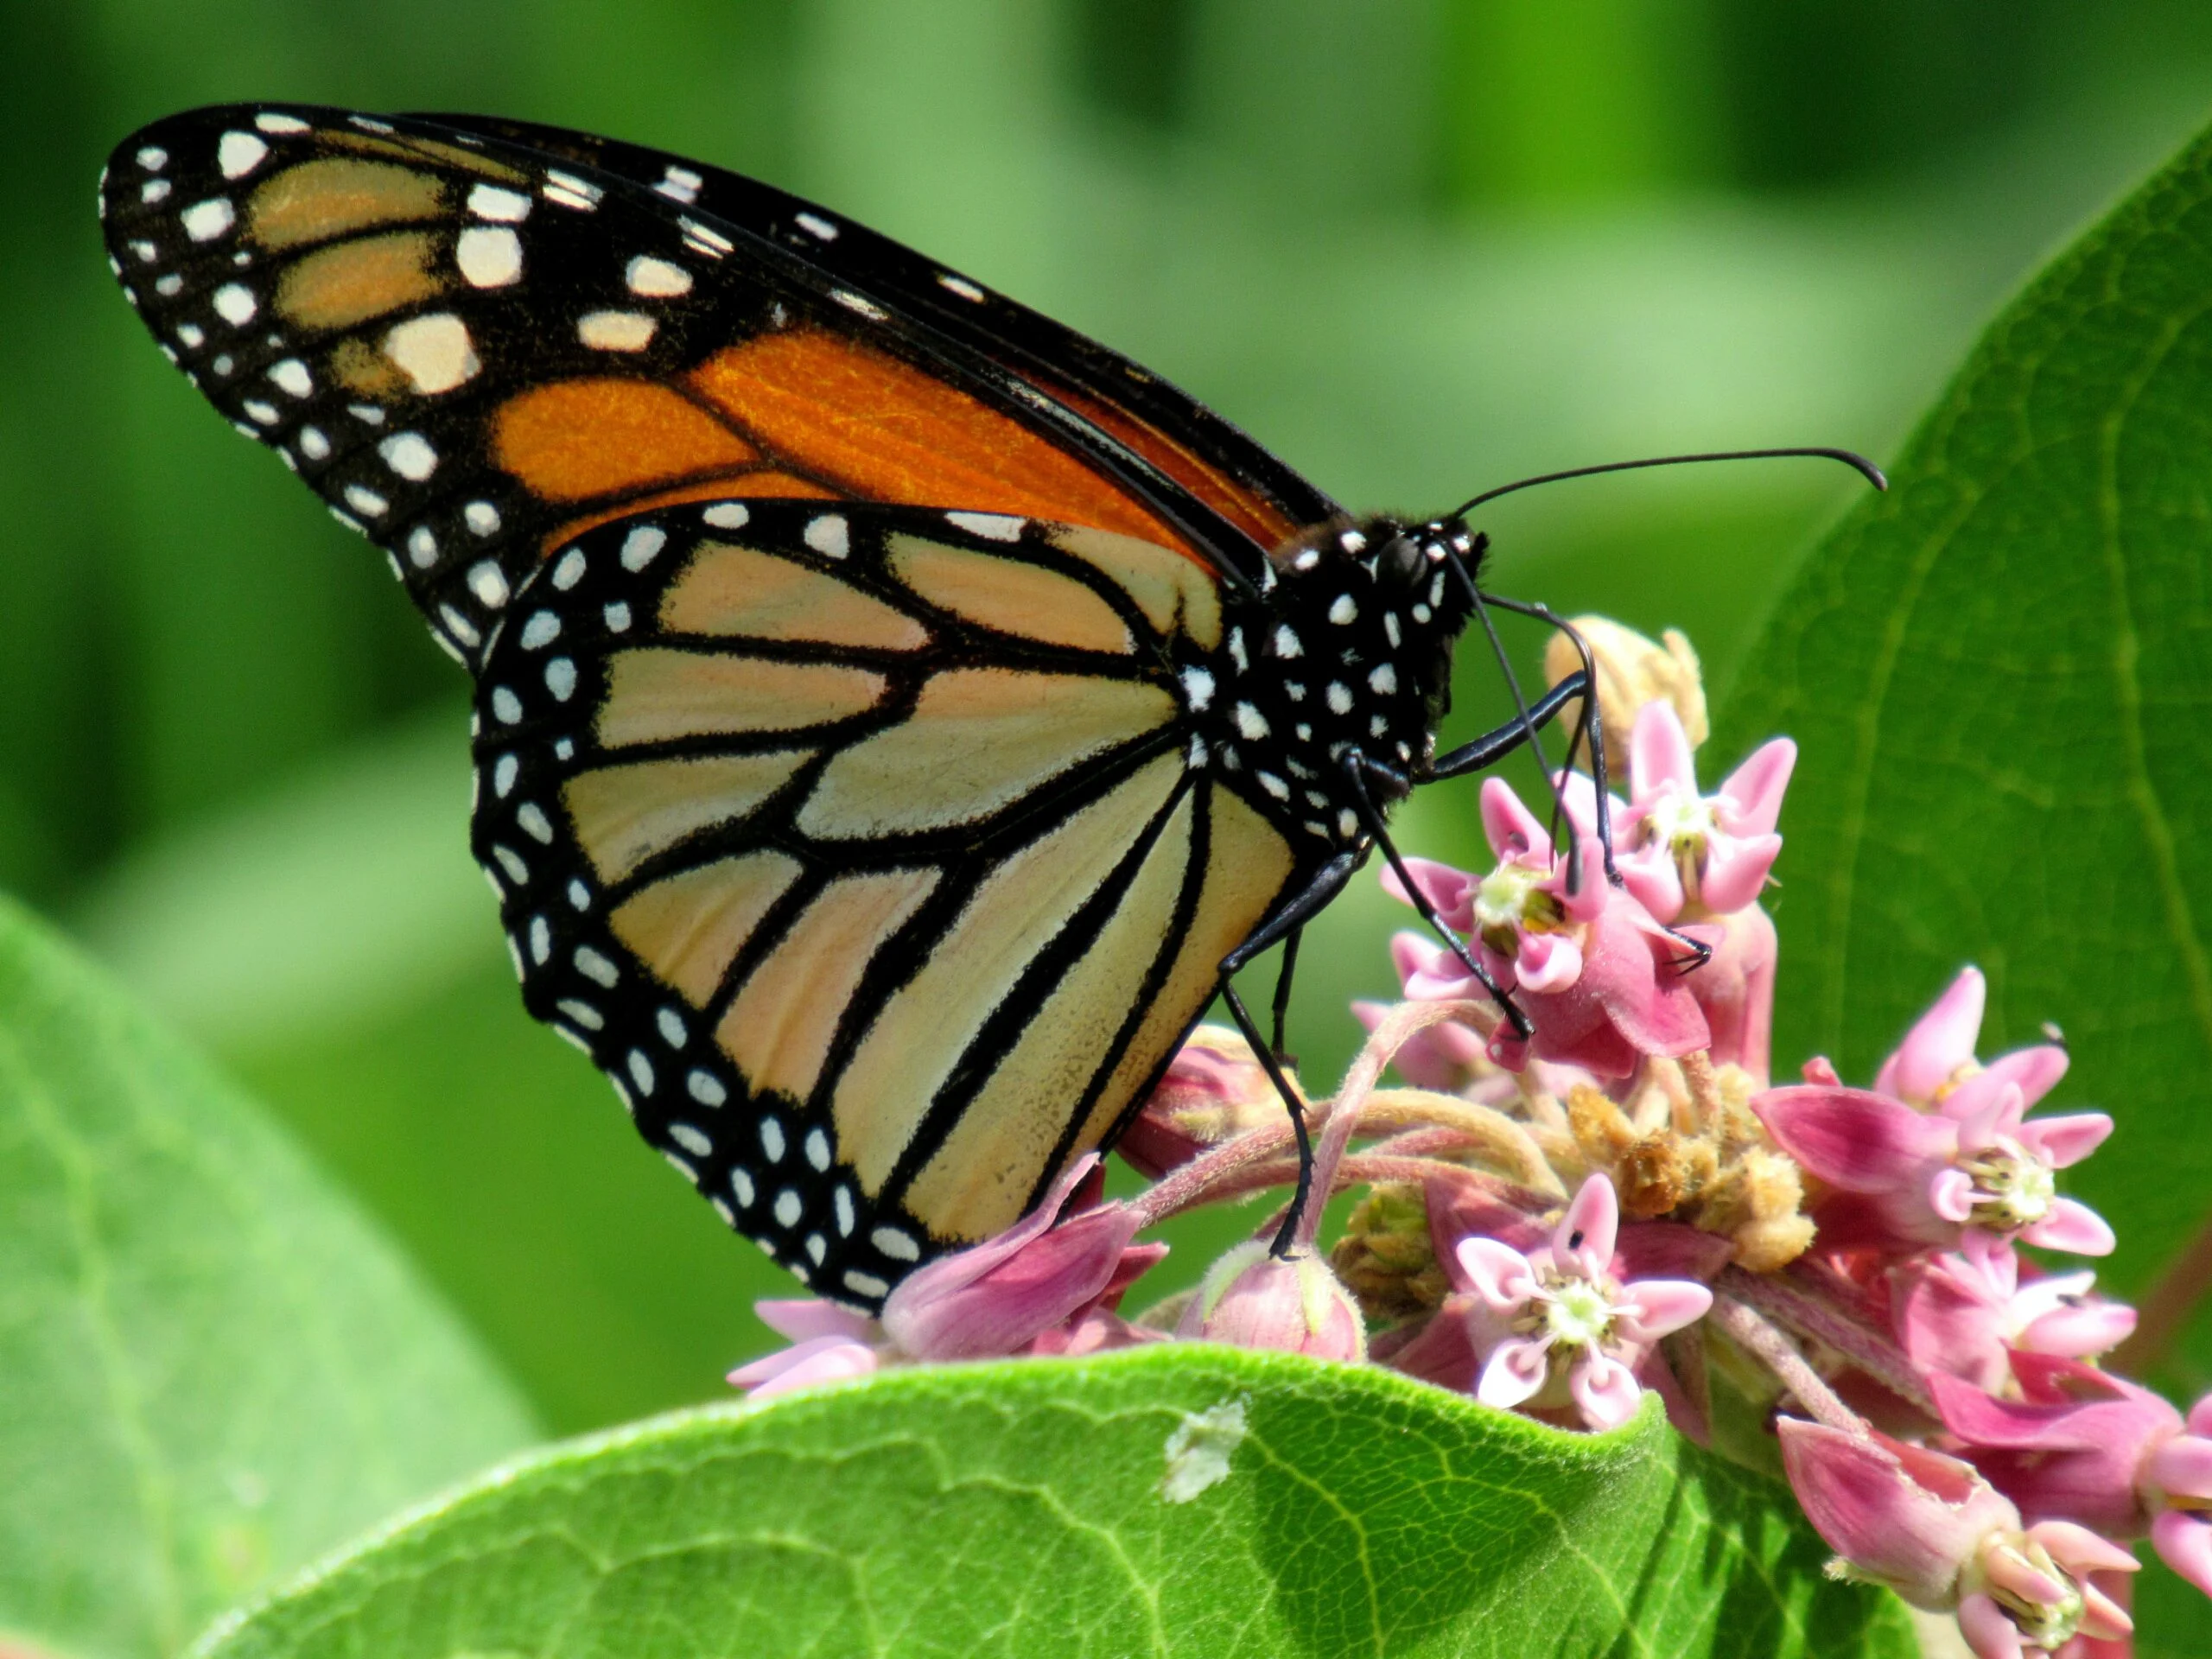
[493,379,760,502]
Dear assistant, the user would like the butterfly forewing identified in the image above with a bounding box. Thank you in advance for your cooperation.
[476,499,1295,1304]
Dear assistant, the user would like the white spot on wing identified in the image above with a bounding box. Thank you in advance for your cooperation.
[625,256,691,297]
[384,313,479,393]
[467,562,509,607]
[946,511,1023,542]
[268,358,311,397]
[656,165,702,204]
[938,273,985,302]
[181,198,234,241]
[702,502,749,530]
[804,516,849,559]
[577,309,655,351]
[217,132,268,179]
[872,1225,920,1262]
[212,283,256,326]
[253,112,309,135]
[830,288,887,321]
[456,226,522,288]
[378,431,437,480]
[621,526,666,570]
[465,499,501,537]
[467,183,531,222]
[795,212,839,240]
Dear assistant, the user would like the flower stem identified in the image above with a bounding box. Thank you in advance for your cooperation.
[1721,1265,1936,1417]
[1708,1294,1864,1433]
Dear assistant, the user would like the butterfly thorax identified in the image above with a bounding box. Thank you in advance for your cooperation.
[1195,516,1481,851]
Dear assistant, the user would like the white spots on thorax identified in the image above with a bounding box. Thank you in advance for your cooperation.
[1339,529,1367,553]
[938,272,985,302]
[405,525,438,569]
[657,1007,689,1049]
[465,499,502,537]
[491,842,530,884]
[568,879,590,912]
[154,275,183,297]
[384,312,479,393]
[1304,788,1329,810]
[1256,771,1291,801]
[551,548,587,589]
[491,685,524,723]
[141,178,171,204]
[297,424,330,461]
[1368,663,1398,696]
[211,283,256,325]
[217,131,268,179]
[730,1166,756,1207]
[137,144,168,170]
[1337,809,1359,839]
[1291,547,1319,572]
[455,561,505,609]
[527,914,551,964]
[267,358,311,397]
[1383,612,1402,648]
[241,399,279,426]
[545,658,577,701]
[626,1049,658,1096]
[680,217,733,257]
[603,600,632,632]
[1325,682,1353,715]
[1328,593,1357,626]
[804,1233,827,1266]
[831,288,887,321]
[574,945,620,987]
[772,1189,803,1228]
[578,309,656,351]
[437,603,480,648]
[795,211,839,240]
[702,502,750,530]
[844,1268,887,1299]
[1411,601,1432,625]
[1294,722,1313,742]
[621,525,666,570]
[804,514,849,559]
[343,483,389,518]
[468,183,531,223]
[873,1224,921,1262]
[1233,702,1269,741]
[456,225,523,288]
[492,753,519,797]
[945,510,1022,541]
[542,169,602,211]
[254,111,309,136]
[1428,572,1447,607]
[174,321,203,348]
[1227,628,1249,673]
[625,255,691,297]
[516,802,553,843]
[760,1116,787,1163]
[127,238,157,263]
[378,431,437,480]
[1179,664,1215,711]
[520,611,561,650]
[1369,713,1391,738]
[656,165,702,204]
[689,1069,728,1108]
[1273,625,1302,659]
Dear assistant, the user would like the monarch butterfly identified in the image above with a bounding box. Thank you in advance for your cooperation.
[98,105,1874,1309]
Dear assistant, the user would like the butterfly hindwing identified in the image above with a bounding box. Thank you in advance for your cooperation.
[475,498,1298,1305]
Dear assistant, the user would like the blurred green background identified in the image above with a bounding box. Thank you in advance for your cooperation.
[7,0,2211,1434]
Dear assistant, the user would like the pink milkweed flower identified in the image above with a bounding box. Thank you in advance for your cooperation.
[879,1155,1158,1362]
[1778,1420,2136,1656]
[1607,702,1794,922]
[1685,899,1777,1083]
[1752,1082,2114,1256]
[1119,1025,1281,1179]
[728,1299,885,1399]
[1385,781,1711,1078]
[1453,1173,1713,1431]
[1934,1352,2212,1598]
[1892,1237,2135,1393]
[1178,1241,1367,1361]
[1875,966,2070,1121]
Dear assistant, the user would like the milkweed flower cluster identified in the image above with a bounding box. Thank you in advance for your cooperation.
[730,619,2190,1657]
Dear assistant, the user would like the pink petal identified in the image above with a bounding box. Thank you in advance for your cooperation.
[1570,1351,1643,1430]
[2151,1435,2212,1503]
[2031,1520,2140,1579]
[2019,1112,2113,1169]
[1876,967,1986,1104]
[1777,1421,2018,1607]
[2018,1296,2136,1361]
[1956,1593,2026,1659]
[1617,846,1684,925]
[728,1334,879,1398]
[1697,830,1782,916]
[1457,1236,1540,1312]
[1629,701,1698,800]
[1754,1085,1956,1191]
[1516,930,1583,994]
[2152,1510,2212,1597]
[754,1299,876,1344]
[1612,1219,1734,1285]
[1379,856,1478,930]
[1715,736,1796,836]
[2190,1394,2212,1439]
[1982,1043,2070,1112]
[2021,1199,2116,1257]
[1554,1173,1619,1271]
[1479,777,1553,863]
[1929,1167,1978,1223]
[1615,1278,1713,1344]
[1477,1337,1551,1409]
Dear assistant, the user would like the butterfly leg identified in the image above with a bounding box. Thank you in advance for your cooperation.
[1269,927,1301,1065]
[1217,850,1363,1255]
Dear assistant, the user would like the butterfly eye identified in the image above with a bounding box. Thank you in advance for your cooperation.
[1377,532,1424,588]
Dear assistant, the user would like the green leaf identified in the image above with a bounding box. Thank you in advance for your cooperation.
[0,897,539,1659]
[1714,118,2212,1643]
[192,1348,1911,1659]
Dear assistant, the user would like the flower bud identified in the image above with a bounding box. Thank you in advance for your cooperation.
[1331,1182,1447,1322]
[1542,616,1707,780]
[1177,1241,1367,1361]
[1118,1025,1287,1179]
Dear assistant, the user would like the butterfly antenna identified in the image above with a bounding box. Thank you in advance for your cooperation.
[1452,446,1885,520]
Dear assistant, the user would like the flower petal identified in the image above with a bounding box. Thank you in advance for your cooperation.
[1875,966,1986,1105]
[1955,1592,2026,1659]
[1554,1173,1619,1271]
[1715,736,1796,836]
[728,1334,879,1398]
[2151,1434,2212,1503]
[1480,777,1553,863]
[2021,1198,2116,1257]
[1516,930,1583,994]
[1457,1236,1540,1312]
[1754,1085,1956,1192]
[1696,830,1782,916]
[2018,1111,2113,1169]
[1476,1336,1551,1409]
[2152,1510,2212,1597]
[1629,701,1698,800]
[1379,857,1478,930]
[754,1298,876,1344]
[1614,1278,1713,1344]
[1570,1351,1643,1431]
